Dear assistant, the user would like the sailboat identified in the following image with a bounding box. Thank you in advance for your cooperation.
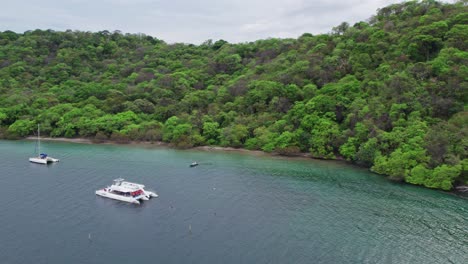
[29,124,59,164]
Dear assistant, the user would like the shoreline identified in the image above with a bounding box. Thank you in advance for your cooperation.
[26,136,310,157]
[26,137,95,144]
[24,136,468,195]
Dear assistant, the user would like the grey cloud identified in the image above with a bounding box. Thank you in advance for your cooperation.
[1,0,406,44]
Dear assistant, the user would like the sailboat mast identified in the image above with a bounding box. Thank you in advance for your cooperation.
[37,124,40,155]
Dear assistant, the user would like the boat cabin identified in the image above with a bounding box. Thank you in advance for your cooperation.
[113,178,125,186]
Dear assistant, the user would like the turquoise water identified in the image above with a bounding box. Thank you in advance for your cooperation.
[0,140,467,264]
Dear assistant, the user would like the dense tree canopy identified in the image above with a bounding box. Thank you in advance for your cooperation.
[0,0,467,190]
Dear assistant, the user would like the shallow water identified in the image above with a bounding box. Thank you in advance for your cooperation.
[0,140,466,264]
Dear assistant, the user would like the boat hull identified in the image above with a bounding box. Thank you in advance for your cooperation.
[145,191,158,198]
[96,179,158,204]
[95,189,141,204]
[47,157,60,162]
[29,157,59,164]
[29,157,48,164]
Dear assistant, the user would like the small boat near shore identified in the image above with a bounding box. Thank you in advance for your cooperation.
[190,161,198,167]
[29,124,59,164]
[29,154,59,164]
[455,186,468,192]
[95,178,158,204]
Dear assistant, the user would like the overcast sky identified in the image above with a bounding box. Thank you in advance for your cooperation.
[1,0,413,44]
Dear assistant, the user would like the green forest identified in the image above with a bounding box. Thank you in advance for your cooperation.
[0,0,466,190]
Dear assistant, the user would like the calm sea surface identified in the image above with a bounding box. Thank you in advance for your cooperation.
[0,140,467,264]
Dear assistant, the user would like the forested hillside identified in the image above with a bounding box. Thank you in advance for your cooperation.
[0,0,466,190]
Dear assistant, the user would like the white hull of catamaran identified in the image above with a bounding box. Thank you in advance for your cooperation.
[29,157,48,164]
[144,190,158,198]
[47,157,60,162]
[95,189,146,204]
[29,157,59,164]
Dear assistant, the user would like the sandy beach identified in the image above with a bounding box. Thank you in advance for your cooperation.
[26,137,94,144]
[25,136,312,158]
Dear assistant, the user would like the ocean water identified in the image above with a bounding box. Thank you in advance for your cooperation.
[0,140,466,264]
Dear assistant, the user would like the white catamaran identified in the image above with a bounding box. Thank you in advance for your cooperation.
[29,125,59,164]
[96,178,158,204]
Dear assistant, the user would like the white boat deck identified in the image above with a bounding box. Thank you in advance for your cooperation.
[96,179,158,204]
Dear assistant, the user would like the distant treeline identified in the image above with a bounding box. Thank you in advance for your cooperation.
[0,0,466,190]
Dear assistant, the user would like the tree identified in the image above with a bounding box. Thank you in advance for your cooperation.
[273,131,300,155]
[8,119,35,137]
[220,124,249,147]
[163,116,180,142]
[372,144,429,181]
[408,34,443,61]
[425,164,462,190]
[355,138,380,167]
[202,121,220,145]
[0,110,7,125]
[307,116,340,159]
[407,164,431,186]
[445,25,468,50]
